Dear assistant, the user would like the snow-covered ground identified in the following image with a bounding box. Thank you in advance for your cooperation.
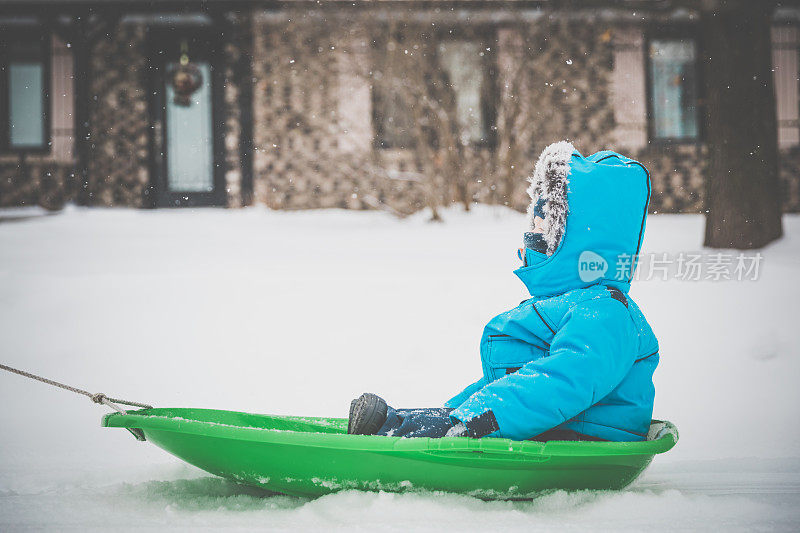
[1,205,798,531]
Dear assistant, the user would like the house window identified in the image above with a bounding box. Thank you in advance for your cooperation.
[438,40,487,144]
[648,39,699,141]
[1,38,48,151]
[374,87,416,149]
[374,37,491,148]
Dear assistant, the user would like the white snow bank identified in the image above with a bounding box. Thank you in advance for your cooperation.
[1,461,797,532]
[0,205,57,223]
[0,205,798,530]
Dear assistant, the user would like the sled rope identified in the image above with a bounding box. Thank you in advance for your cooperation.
[0,362,153,441]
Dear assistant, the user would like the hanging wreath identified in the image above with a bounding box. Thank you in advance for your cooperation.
[169,62,203,107]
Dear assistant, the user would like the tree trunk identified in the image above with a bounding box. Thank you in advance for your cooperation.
[701,3,783,249]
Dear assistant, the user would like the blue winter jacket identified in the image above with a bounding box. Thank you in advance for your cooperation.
[445,142,659,442]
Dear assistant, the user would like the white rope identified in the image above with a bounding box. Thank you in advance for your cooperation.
[0,362,153,440]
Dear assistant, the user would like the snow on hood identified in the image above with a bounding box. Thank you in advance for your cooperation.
[515,142,651,298]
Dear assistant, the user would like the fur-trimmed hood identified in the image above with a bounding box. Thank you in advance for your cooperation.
[526,140,574,255]
[515,142,652,298]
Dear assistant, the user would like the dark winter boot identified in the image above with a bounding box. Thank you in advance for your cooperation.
[347,393,388,435]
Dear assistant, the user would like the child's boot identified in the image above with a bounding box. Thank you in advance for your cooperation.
[347,393,388,435]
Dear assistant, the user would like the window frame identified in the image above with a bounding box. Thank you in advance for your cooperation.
[644,24,703,146]
[371,25,498,151]
[0,29,51,154]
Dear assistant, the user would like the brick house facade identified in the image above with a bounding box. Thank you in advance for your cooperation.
[1,1,799,213]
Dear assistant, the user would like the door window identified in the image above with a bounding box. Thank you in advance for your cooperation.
[164,61,214,192]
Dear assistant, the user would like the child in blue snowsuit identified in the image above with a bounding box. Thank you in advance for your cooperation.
[348,141,659,442]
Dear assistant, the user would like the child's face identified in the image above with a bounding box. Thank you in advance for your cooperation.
[521,198,549,262]
[532,216,545,234]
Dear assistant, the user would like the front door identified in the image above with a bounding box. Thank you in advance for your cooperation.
[149,34,225,207]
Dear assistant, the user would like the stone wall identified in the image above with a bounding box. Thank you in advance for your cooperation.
[477,18,617,212]
[249,12,619,215]
[0,159,74,209]
[509,20,616,157]
[220,11,254,207]
[83,22,150,207]
[633,144,800,214]
[778,148,800,213]
[637,145,706,214]
[252,13,388,211]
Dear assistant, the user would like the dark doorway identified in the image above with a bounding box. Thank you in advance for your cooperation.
[149,31,225,207]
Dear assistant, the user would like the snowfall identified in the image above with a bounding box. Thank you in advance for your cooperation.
[0,205,798,532]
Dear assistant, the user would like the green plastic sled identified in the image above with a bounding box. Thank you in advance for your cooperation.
[103,408,678,499]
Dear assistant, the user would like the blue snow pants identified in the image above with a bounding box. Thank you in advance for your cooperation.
[375,407,607,441]
[376,407,457,438]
